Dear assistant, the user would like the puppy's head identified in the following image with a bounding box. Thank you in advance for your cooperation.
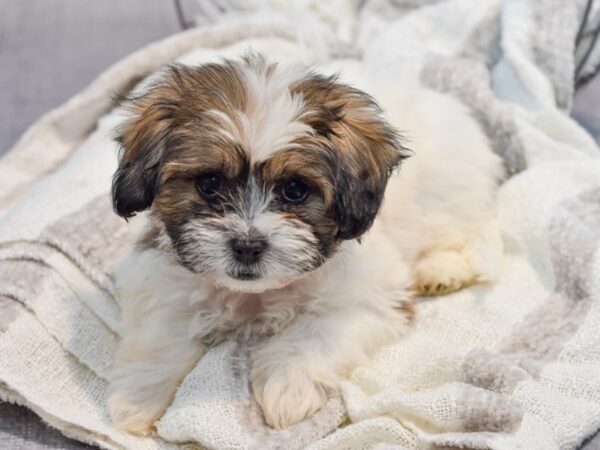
[113,55,409,292]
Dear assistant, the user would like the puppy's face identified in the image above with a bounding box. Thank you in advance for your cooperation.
[112,56,408,292]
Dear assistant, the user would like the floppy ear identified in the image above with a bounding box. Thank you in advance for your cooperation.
[111,69,183,218]
[291,74,410,240]
[326,83,410,240]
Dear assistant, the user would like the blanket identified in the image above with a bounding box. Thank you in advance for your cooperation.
[1,1,600,449]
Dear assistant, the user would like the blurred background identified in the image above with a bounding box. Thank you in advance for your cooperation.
[1,1,600,449]
[1,0,600,157]
[0,0,181,155]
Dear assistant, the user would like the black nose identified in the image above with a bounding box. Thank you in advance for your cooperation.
[231,238,267,265]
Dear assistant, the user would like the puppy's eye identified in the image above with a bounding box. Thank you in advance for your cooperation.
[196,172,223,199]
[280,178,310,204]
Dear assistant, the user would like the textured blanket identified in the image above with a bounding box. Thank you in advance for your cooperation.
[2,1,600,449]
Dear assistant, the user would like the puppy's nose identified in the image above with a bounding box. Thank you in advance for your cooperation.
[231,238,267,265]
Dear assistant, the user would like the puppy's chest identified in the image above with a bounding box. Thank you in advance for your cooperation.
[196,287,309,341]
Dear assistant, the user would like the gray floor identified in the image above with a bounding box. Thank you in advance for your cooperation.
[0,402,93,450]
[1,1,599,449]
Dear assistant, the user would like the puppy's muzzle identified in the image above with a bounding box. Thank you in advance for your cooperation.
[231,237,267,265]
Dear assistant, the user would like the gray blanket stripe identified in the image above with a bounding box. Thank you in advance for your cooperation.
[462,186,600,440]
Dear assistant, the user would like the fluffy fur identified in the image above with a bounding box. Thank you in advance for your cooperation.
[108,55,504,433]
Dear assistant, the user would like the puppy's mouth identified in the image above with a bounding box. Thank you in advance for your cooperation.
[228,268,261,281]
[214,266,299,294]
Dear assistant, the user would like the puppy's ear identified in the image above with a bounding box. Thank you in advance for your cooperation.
[112,67,183,218]
[331,119,407,240]
[315,78,410,240]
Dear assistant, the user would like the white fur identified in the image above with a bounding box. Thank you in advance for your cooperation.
[108,72,504,433]
[215,63,314,162]
[179,210,321,294]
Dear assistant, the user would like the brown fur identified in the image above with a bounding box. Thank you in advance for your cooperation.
[112,55,409,265]
[291,73,408,238]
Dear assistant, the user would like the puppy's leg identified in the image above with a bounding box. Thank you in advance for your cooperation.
[415,218,503,296]
[251,305,409,429]
[108,302,204,434]
[375,81,505,297]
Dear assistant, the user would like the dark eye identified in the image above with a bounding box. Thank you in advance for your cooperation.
[196,172,223,199]
[280,178,310,204]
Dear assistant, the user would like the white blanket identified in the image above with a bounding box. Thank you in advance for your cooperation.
[1,1,600,449]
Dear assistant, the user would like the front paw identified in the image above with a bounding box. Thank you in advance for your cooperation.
[108,375,175,435]
[108,390,163,435]
[251,362,328,429]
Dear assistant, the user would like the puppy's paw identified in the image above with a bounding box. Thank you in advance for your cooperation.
[108,390,165,435]
[251,361,328,429]
[108,375,175,435]
[415,249,476,296]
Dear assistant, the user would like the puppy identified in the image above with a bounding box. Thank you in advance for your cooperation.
[108,54,504,433]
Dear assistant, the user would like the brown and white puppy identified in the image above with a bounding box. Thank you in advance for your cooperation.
[108,54,504,433]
